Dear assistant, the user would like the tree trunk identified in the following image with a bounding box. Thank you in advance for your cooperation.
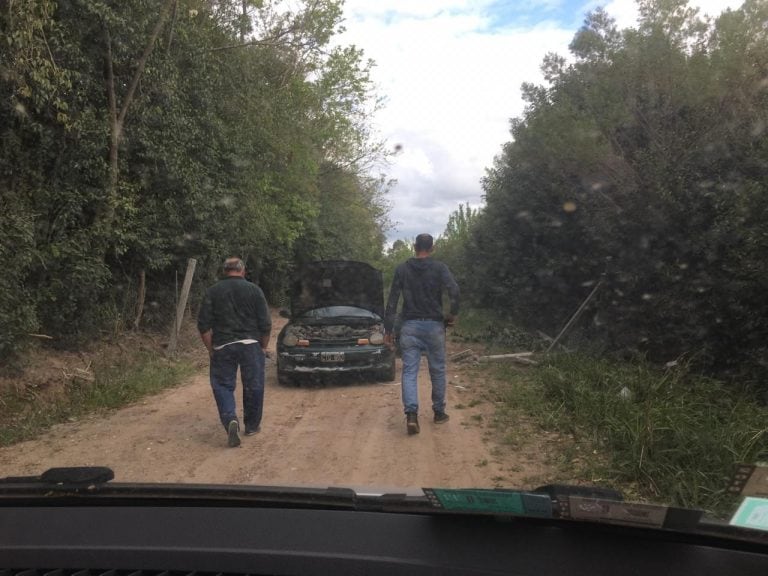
[99,0,177,234]
[167,259,197,357]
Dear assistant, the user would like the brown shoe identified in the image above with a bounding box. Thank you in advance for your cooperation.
[406,413,420,435]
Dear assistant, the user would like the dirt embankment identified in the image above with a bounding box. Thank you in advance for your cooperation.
[0,311,560,491]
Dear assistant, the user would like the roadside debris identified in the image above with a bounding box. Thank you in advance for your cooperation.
[537,331,572,352]
[63,362,95,382]
[477,352,538,366]
[544,278,603,354]
[450,348,538,366]
[450,349,475,362]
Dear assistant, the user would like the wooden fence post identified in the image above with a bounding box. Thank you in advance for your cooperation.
[167,258,197,357]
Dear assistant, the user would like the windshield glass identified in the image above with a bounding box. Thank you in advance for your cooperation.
[1,0,767,544]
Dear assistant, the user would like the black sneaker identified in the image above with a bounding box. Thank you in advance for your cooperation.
[406,413,420,435]
[434,411,450,424]
[245,426,260,436]
[227,420,241,447]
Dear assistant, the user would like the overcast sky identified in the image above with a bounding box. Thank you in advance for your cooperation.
[335,0,741,243]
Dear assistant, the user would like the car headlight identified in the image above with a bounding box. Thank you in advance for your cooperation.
[283,329,299,347]
[369,331,384,345]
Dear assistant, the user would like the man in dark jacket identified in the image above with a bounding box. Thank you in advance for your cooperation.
[198,257,271,447]
[384,234,460,435]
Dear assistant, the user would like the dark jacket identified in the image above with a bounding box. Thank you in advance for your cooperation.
[197,276,271,347]
[384,257,459,332]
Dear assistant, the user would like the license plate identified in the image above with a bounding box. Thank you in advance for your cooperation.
[321,352,345,362]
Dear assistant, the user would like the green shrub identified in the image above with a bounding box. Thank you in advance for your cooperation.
[500,353,767,513]
[452,308,542,352]
[0,198,38,363]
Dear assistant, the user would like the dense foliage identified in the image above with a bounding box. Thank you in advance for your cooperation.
[466,0,768,383]
[0,0,389,359]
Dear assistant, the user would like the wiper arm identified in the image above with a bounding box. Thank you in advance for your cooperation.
[0,467,371,510]
[0,466,114,487]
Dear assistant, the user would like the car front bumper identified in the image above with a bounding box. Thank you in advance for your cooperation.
[278,345,394,374]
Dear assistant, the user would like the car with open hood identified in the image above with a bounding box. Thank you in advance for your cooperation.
[276,260,396,385]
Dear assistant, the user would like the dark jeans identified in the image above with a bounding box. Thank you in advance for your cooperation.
[209,343,265,431]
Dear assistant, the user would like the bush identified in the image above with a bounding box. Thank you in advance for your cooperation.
[0,201,38,364]
[452,308,542,352]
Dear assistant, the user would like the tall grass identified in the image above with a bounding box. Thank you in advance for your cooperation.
[0,354,193,446]
[496,353,767,514]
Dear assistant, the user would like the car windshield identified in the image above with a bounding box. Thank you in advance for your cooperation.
[300,306,380,320]
[1,0,767,546]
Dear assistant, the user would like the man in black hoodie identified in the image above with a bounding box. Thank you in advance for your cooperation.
[384,234,460,435]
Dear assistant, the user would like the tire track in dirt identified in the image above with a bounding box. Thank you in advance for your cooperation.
[0,314,558,491]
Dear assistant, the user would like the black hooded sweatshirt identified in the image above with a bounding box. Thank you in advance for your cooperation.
[384,257,460,332]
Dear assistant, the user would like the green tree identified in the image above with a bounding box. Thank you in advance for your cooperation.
[434,203,478,288]
[467,0,768,381]
[0,0,390,358]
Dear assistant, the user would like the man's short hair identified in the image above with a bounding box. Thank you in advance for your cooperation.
[414,233,434,252]
[223,257,245,272]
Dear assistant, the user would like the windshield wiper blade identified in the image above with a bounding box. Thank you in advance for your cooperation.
[0,466,114,487]
[0,468,386,511]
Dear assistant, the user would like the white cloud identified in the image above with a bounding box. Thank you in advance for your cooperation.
[336,0,744,241]
[695,0,742,15]
[342,0,494,20]
[338,4,573,240]
[603,0,641,28]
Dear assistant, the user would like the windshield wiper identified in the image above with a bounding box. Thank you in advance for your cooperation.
[0,466,114,487]
[0,467,414,512]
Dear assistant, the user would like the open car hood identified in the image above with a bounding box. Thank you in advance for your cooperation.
[289,260,385,318]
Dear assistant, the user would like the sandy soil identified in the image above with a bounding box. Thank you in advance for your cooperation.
[0,313,558,492]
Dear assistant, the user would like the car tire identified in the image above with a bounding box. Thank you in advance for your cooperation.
[377,357,397,382]
[277,369,296,387]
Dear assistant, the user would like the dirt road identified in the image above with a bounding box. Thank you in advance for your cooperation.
[0,315,555,491]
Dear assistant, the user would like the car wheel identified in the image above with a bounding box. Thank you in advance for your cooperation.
[377,356,397,382]
[277,369,296,387]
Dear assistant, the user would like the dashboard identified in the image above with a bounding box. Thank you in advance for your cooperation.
[2,498,768,575]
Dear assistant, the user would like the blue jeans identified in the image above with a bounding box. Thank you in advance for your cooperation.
[210,343,265,431]
[399,320,446,415]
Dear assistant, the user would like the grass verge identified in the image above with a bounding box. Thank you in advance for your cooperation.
[0,353,194,447]
[492,352,767,515]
